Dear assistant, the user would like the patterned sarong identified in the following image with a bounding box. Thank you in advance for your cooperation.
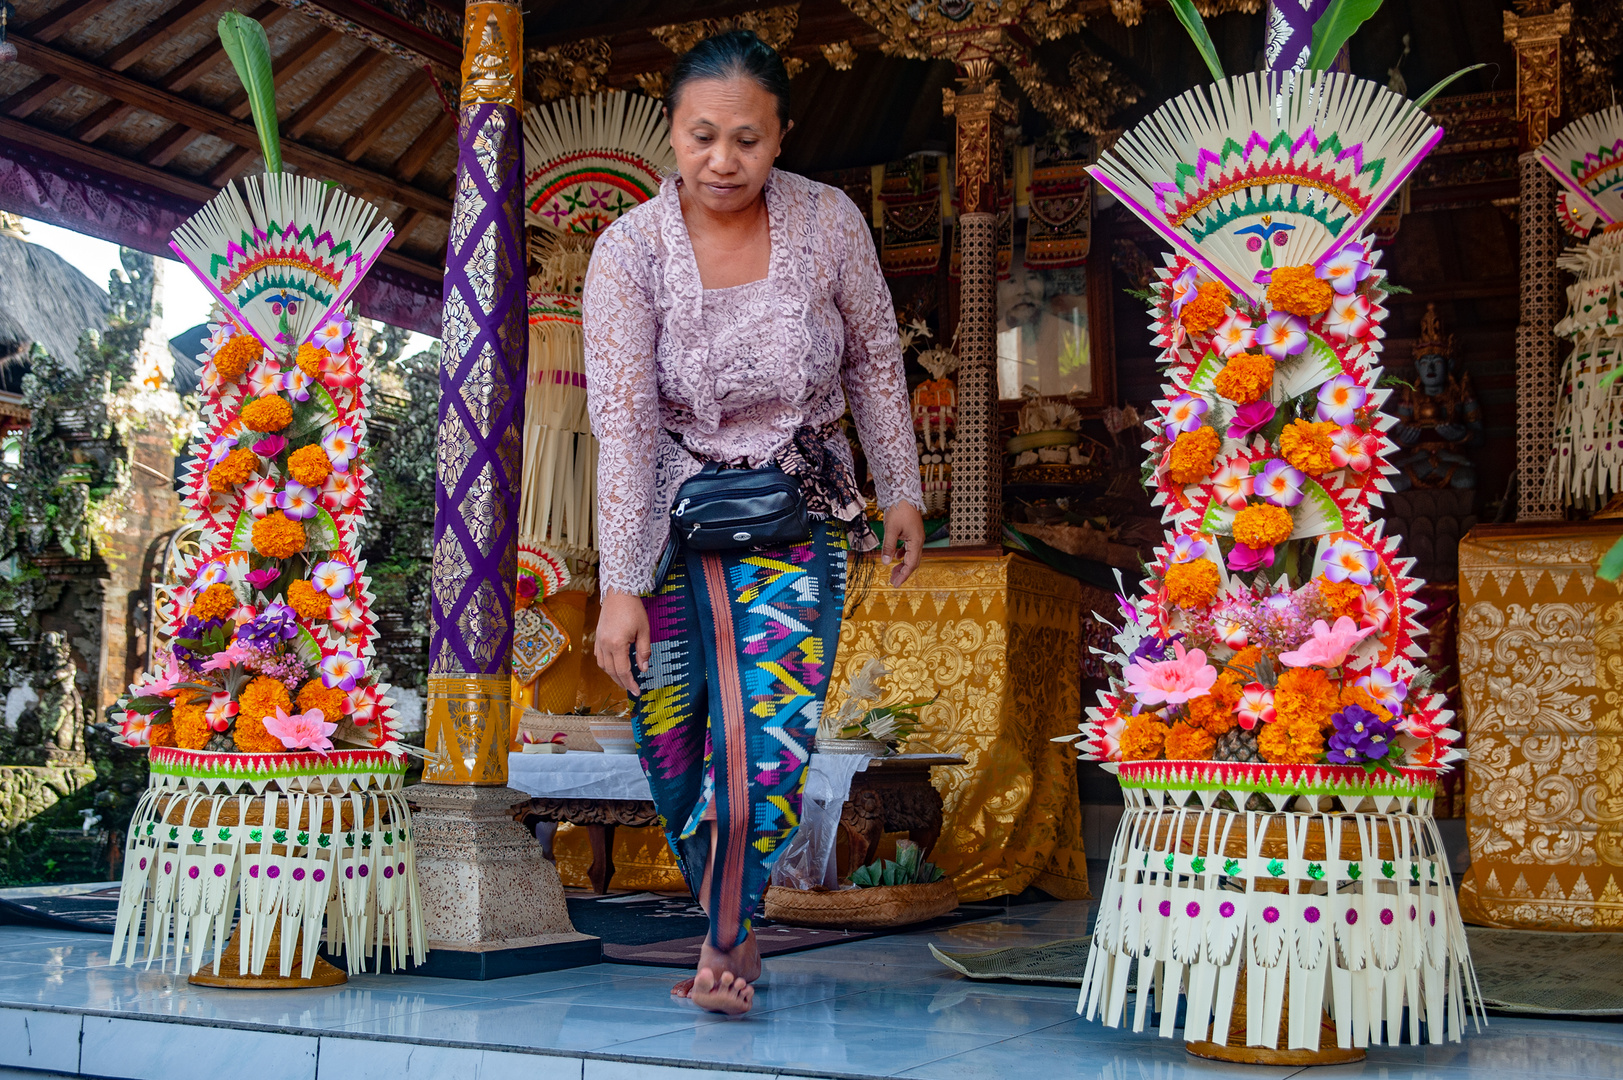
[632,522,848,949]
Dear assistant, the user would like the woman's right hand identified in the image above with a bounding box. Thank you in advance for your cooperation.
[596,591,651,696]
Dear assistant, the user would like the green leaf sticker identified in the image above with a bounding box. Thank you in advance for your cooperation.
[1142,852,1150,867]
[250,828,263,843]
[1191,856,1206,874]
[297,831,309,845]
[1267,858,1285,877]
[217,828,231,842]
[1307,862,1325,880]
[168,826,179,841]
[361,832,373,848]
[1381,860,1396,879]
[1348,862,1362,880]
[383,832,394,845]
[317,834,331,848]
[346,832,357,847]
[191,828,204,844]
[147,822,156,836]
[1410,862,1420,882]
[1224,858,1241,876]
[1164,854,1175,872]
[273,829,288,844]
[1430,862,1437,880]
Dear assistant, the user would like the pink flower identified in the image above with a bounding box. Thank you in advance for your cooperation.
[247,361,283,398]
[1358,665,1409,711]
[325,356,363,390]
[1092,712,1127,760]
[516,574,540,599]
[1217,617,1249,649]
[312,317,353,354]
[1325,539,1378,586]
[1358,587,1393,633]
[277,482,319,521]
[1211,460,1254,510]
[200,641,256,673]
[120,710,152,746]
[1213,313,1256,358]
[348,685,383,725]
[263,706,337,754]
[1324,292,1372,341]
[1316,375,1368,426]
[322,470,361,511]
[1227,542,1274,573]
[1226,400,1276,442]
[329,596,365,633]
[131,654,182,699]
[252,435,286,457]
[1123,642,1218,706]
[1278,616,1376,669]
[1164,395,1208,436]
[1256,311,1309,360]
[1256,459,1306,508]
[311,559,354,599]
[1317,243,1372,296]
[245,567,280,590]
[321,651,366,692]
[322,425,357,471]
[1168,265,1199,318]
[1236,683,1276,731]
[243,477,278,519]
[206,691,239,732]
[281,366,313,403]
[1170,534,1208,564]
[1330,427,1378,473]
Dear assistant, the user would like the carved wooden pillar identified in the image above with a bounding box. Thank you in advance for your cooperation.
[944,74,1015,547]
[1505,2,1571,522]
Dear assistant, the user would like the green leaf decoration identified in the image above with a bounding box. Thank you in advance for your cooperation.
[1305,0,1382,73]
[217,828,232,842]
[1410,862,1420,882]
[286,384,341,442]
[1307,862,1325,880]
[1413,64,1486,110]
[147,822,157,836]
[1186,352,1225,398]
[168,826,179,840]
[296,831,309,845]
[1291,479,1345,540]
[361,832,373,848]
[1167,0,1226,84]
[1599,534,1623,583]
[1223,858,1241,876]
[273,829,288,844]
[217,13,281,174]
[1381,859,1396,878]
[1164,853,1176,872]
[1348,862,1362,880]
[1267,858,1285,877]
[191,828,204,843]
[317,834,332,848]
[383,832,394,845]
[346,831,356,846]
[1191,856,1206,874]
[249,828,263,842]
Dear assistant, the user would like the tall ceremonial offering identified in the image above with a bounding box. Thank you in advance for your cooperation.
[1537,106,1623,510]
[110,12,424,987]
[1072,3,1480,1059]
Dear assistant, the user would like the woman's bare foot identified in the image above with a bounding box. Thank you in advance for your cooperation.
[671,976,696,998]
[690,966,753,1014]
[673,928,760,998]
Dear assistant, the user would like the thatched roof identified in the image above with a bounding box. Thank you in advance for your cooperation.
[0,233,110,371]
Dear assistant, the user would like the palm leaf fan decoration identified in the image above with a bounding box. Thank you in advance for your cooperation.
[1087,70,1441,305]
[1537,105,1623,239]
[522,91,674,234]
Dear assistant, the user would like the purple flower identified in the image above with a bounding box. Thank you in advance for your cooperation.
[1327,704,1400,764]
[1317,243,1373,296]
[1227,542,1275,573]
[205,437,235,469]
[172,615,226,668]
[1164,395,1209,436]
[236,603,299,648]
[1256,311,1309,360]
[1358,666,1409,711]
[1116,594,1141,624]
[1170,535,1208,564]
[1168,264,1199,318]
[1131,634,1180,666]
[277,482,319,521]
[1256,459,1307,508]
[1316,375,1368,427]
[1226,400,1276,442]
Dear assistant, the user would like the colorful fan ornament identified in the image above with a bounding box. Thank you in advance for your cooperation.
[1537,104,1623,240]
[108,11,422,985]
[1071,60,1478,1057]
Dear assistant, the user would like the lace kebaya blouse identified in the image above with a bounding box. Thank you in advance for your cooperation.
[582,169,924,596]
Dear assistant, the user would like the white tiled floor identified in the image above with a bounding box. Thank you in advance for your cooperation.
[0,902,1614,1080]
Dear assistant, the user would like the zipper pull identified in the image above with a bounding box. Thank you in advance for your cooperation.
[674,498,690,517]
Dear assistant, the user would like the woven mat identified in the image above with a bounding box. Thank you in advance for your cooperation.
[930,929,1623,1015]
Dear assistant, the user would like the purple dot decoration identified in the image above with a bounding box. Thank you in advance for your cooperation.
[359,865,369,878]
[213,864,225,877]
[396,862,405,875]
[249,865,259,878]
[383,865,395,879]
[1346,909,1358,925]
[187,866,199,879]
[1380,908,1394,925]
[313,869,325,882]
[163,861,172,873]
[1429,911,1437,926]
[1409,905,1417,921]
[1263,906,1280,924]
[1158,900,1171,917]
[268,865,280,879]
[1219,901,1235,919]
[345,866,354,879]
[1304,906,1321,924]
[139,857,147,870]
[1186,901,1200,918]
[293,867,305,881]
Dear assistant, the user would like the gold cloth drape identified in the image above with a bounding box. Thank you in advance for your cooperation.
[830,552,1089,901]
[1457,523,1623,929]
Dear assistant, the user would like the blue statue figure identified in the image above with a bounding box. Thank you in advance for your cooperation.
[1390,304,1483,492]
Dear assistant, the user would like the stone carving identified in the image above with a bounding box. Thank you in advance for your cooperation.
[1391,304,1484,492]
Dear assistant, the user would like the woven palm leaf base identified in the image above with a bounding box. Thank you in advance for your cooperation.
[188,921,347,989]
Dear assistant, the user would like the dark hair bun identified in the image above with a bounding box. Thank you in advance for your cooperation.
[664,29,792,130]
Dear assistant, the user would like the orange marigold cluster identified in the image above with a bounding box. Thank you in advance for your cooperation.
[212,334,261,382]
[1187,676,1240,737]
[1274,667,1339,730]
[1280,419,1339,475]
[287,578,330,620]
[172,701,212,750]
[239,676,292,722]
[1180,281,1231,334]
[232,713,286,753]
[287,444,333,487]
[209,447,258,489]
[1120,714,1167,761]
[1167,426,1221,485]
[1258,713,1325,764]
[1164,558,1221,609]
[253,511,306,559]
[295,343,325,378]
[241,395,293,433]
[1212,353,1275,405]
[1165,720,1217,761]
[1232,503,1293,550]
[297,680,347,722]
[192,582,238,622]
[148,722,177,748]
[1266,264,1335,317]
[1317,579,1364,621]
[1226,645,1264,680]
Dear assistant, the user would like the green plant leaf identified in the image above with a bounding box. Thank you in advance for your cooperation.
[217,13,281,174]
[1599,534,1623,583]
[1413,64,1486,110]
[1306,0,1383,73]
[1166,0,1226,84]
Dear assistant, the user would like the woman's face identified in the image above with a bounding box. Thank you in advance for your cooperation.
[668,76,788,215]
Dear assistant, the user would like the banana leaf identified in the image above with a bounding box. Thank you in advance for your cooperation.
[1306,0,1383,73]
[1167,0,1226,84]
[218,13,281,174]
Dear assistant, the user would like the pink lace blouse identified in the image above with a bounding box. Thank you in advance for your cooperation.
[582,169,923,596]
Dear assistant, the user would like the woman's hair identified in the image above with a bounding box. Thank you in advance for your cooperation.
[664,29,792,131]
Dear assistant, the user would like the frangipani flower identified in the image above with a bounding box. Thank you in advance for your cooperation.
[1359,586,1394,633]
[1330,426,1378,473]
[1226,400,1276,442]
[1092,712,1127,761]
[1317,242,1372,296]
[1213,313,1256,358]
[1216,616,1249,649]
[193,560,229,589]
[325,355,363,390]
[1278,616,1376,668]
[205,437,235,469]
[322,425,357,471]
[1324,292,1373,342]
[1325,538,1378,585]
[119,710,152,746]
[205,691,239,732]
[281,366,313,403]
[311,559,355,599]
[1123,642,1217,706]
[329,595,365,633]
[1256,311,1309,360]
[243,477,279,519]
[1168,264,1199,318]
[1256,459,1306,508]
[263,706,337,754]
[322,470,361,511]
[247,361,283,398]
[1170,534,1208,564]
[277,482,319,521]
[131,653,182,699]
[1236,683,1276,731]
[1358,665,1409,711]
[311,317,353,353]
[320,651,366,692]
[1316,375,1368,426]
[1227,541,1274,573]
[1211,460,1254,510]
[348,684,384,725]
[1164,395,1209,436]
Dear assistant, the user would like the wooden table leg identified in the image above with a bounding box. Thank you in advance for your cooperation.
[587,823,617,894]
[840,789,885,869]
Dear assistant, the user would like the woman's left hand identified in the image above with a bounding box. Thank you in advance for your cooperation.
[881,502,925,588]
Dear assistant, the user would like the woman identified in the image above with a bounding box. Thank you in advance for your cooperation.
[583,30,924,1015]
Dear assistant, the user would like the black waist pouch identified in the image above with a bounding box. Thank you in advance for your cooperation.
[669,461,810,552]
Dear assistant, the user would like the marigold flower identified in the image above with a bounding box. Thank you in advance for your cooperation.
[209,447,258,489]
[148,722,177,748]
[1212,353,1274,404]
[1274,667,1339,731]
[1266,264,1334,317]
[239,675,293,723]
[283,446,330,489]
[1258,713,1325,764]
[1120,713,1168,761]
[287,578,331,621]
[172,700,213,749]
[1180,280,1231,334]
[1164,720,1217,761]
[1279,419,1339,475]
[296,343,325,378]
[1317,578,1364,621]
[1187,676,1240,737]
[212,334,261,382]
[252,511,306,559]
[1164,558,1221,610]
[1232,503,1293,550]
[1167,426,1221,485]
[232,712,287,753]
[192,583,239,622]
[241,395,293,433]
[297,680,348,721]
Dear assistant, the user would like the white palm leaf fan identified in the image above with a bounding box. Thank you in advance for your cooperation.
[1088,70,1442,305]
[1537,105,1623,238]
[170,172,394,352]
[517,92,673,566]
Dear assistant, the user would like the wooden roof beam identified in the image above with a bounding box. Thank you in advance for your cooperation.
[18,0,117,43]
[68,100,134,142]
[284,49,388,139]
[9,32,451,218]
[387,207,427,248]
[222,27,343,119]
[527,0,766,49]
[340,70,429,162]
[102,0,224,73]
[276,0,460,69]
[393,108,454,182]
[1,75,64,118]
[142,123,204,167]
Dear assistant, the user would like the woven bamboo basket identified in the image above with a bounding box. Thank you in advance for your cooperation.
[763,879,957,930]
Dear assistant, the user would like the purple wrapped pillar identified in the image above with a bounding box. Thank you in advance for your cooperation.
[1264,0,1348,75]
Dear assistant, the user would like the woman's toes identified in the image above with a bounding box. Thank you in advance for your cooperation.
[671,977,695,998]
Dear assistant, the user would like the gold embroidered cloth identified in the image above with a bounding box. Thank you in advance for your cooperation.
[828,553,1089,902]
[1457,523,1623,929]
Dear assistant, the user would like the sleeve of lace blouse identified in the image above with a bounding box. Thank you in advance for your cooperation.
[583,224,660,596]
[830,192,923,513]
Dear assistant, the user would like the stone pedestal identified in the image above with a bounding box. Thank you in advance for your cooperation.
[406,783,597,979]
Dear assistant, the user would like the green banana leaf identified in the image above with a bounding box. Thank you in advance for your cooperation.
[1306,0,1383,73]
[1413,64,1487,109]
[1167,0,1226,84]
[218,12,281,174]
[1599,535,1623,583]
